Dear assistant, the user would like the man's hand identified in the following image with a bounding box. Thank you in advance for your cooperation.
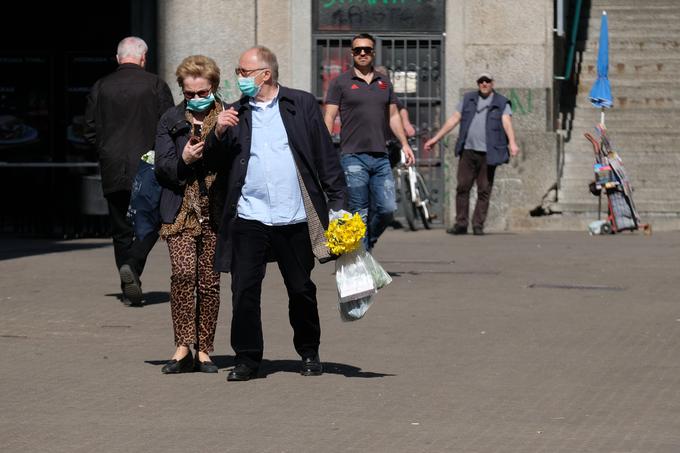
[404,122,416,137]
[423,138,438,153]
[182,140,205,164]
[215,107,239,138]
[402,144,416,166]
[509,141,520,157]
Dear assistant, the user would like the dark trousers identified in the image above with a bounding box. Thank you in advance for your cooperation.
[105,190,158,279]
[456,149,497,229]
[230,217,320,368]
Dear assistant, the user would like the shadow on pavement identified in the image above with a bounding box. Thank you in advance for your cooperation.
[141,291,170,305]
[145,355,236,369]
[0,239,110,261]
[258,359,394,378]
[106,291,170,306]
[144,356,394,378]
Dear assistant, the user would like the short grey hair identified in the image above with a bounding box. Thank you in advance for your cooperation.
[117,36,148,59]
[253,46,279,83]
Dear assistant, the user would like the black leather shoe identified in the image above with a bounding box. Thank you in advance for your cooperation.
[473,226,484,236]
[194,357,218,373]
[161,350,194,374]
[227,363,258,381]
[119,264,142,306]
[446,225,468,235]
[301,355,323,376]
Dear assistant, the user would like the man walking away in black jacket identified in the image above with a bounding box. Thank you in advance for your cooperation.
[84,36,174,306]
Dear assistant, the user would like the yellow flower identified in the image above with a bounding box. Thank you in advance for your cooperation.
[325,212,366,255]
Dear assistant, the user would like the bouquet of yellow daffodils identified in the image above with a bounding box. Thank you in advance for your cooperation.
[325,210,392,322]
[325,212,366,255]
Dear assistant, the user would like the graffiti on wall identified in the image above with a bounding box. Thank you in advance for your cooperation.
[315,0,444,32]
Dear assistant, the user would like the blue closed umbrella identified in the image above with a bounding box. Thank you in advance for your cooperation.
[589,11,613,123]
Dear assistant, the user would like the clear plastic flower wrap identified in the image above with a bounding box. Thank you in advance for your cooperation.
[325,211,392,322]
[336,251,392,322]
[335,249,377,303]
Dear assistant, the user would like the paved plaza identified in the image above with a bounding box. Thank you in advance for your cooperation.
[1,229,679,452]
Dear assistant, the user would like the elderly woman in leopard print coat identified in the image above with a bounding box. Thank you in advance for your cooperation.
[154,55,224,374]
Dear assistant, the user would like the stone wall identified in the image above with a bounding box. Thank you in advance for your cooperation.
[158,0,312,104]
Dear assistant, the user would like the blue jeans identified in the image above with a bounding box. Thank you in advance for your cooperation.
[341,153,396,250]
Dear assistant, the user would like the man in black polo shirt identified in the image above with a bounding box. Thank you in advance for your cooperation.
[324,33,415,251]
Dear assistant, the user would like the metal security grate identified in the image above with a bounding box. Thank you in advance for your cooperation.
[313,34,445,224]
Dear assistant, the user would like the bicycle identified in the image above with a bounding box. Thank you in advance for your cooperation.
[392,138,434,231]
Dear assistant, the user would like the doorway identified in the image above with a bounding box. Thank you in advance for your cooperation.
[313,34,445,224]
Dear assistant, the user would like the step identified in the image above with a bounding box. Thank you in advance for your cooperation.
[555,200,680,214]
[588,38,680,52]
[563,130,680,154]
[564,132,680,153]
[561,153,680,170]
[577,48,680,64]
[578,59,680,76]
[586,12,680,24]
[572,107,679,119]
[558,181,678,204]
[590,3,680,11]
[570,109,680,130]
[556,175,678,197]
[587,26,680,39]
[588,13,680,24]
[515,212,680,232]
[559,178,678,197]
[575,88,680,109]
[578,71,680,86]
[561,154,680,172]
[571,116,680,131]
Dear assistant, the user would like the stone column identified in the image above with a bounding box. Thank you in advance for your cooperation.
[158,0,257,104]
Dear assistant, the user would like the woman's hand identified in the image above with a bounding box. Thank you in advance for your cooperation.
[182,139,205,164]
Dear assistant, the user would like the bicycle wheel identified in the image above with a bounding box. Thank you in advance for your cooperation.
[400,172,417,231]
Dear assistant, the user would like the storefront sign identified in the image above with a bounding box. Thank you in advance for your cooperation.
[315,0,445,32]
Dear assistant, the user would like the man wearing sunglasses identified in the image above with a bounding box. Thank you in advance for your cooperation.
[424,72,519,236]
[324,33,415,252]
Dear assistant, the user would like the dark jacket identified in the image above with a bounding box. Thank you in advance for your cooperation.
[455,91,511,166]
[84,63,174,195]
[205,86,347,273]
[154,102,221,229]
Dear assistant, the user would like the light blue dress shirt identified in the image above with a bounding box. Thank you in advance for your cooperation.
[237,88,307,225]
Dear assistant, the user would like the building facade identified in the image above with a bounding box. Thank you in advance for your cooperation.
[158,0,556,231]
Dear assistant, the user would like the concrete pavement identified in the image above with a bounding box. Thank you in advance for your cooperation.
[1,229,679,452]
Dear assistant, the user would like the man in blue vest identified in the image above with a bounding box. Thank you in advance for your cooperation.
[424,72,519,235]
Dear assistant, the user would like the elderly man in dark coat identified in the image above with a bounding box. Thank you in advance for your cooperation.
[84,36,174,306]
[205,46,346,381]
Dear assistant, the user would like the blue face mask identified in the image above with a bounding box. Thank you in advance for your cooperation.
[237,76,262,98]
[186,93,215,112]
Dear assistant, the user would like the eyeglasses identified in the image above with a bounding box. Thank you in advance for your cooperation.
[351,47,374,56]
[477,78,493,85]
[183,88,211,99]
[234,67,267,77]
